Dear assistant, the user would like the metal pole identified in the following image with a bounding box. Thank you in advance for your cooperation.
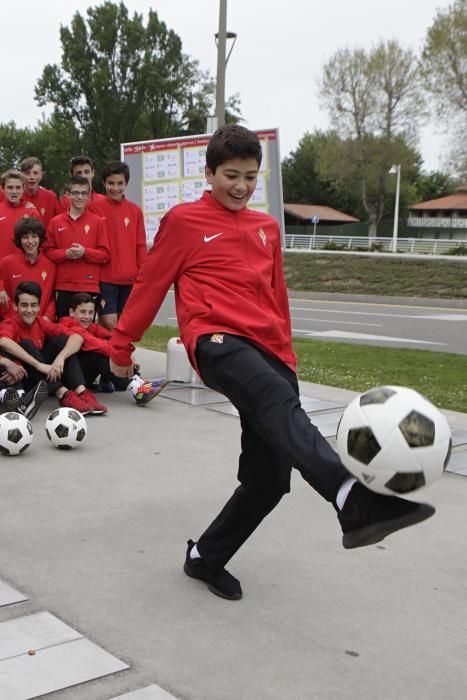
[392,165,401,253]
[215,0,227,128]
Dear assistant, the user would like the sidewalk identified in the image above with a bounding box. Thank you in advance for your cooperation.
[0,347,466,700]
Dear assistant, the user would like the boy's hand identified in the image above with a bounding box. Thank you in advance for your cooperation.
[110,359,134,378]
[35,361,56,380]
[0,291,9,305]
[0,359,26,384]
[66,243,85,259]
[50,357,65,378]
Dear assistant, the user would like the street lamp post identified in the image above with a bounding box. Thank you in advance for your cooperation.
[388,164,401,254]
[213,0,237,129]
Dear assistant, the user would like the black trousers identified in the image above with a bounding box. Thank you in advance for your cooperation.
[194,333,350,571]
[20,336,85,394]
[78,350,129,390]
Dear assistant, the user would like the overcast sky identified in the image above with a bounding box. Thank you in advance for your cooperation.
[1,0,450,171]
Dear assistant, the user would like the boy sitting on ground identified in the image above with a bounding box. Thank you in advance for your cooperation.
[62,292,168,405]
[0,281,107,415]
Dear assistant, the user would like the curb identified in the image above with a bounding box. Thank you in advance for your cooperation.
[287,290,467,309]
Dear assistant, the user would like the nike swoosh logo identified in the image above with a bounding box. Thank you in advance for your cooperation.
[204,233,224,243]
[58,227,66,231]
[12,274,21,278]
[0,217,5,221]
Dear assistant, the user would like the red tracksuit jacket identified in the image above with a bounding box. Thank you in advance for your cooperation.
[0,314,69,349]
[0,251,56,320]
[60,316,112,356]
[89,196,147,285]
[23,187,60,228]
[0,201,41,258]
[44,210,110,293]
[111,191,295,372]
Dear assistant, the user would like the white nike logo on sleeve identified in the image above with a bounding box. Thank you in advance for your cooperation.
[204,232,224,243]
[58,227,66,231]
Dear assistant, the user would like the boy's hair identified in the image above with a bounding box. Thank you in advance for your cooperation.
[14,217,46,249]
[70,292,95,310]
[69,175,91,190]
[102,161,130,184]
[1,169,25,188]
[20,157,42,173]
[69,155,94,174]
[14,281,42,304]
[206,125,262,173]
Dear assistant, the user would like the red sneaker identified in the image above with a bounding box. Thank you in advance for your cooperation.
[78,388,108,415]
[59,390,91,415]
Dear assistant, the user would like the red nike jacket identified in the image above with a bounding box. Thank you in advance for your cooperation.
[111,191,295,372]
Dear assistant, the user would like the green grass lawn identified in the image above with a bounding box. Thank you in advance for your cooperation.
[139,325,467,413]
[284,253,467,299]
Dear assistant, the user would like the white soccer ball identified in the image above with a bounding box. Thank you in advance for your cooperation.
[0,412,33,456]
[336,385,452,496]
[45,408,87,450]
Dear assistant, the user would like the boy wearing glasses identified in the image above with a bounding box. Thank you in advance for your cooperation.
[60,156,105,212]
[44,176,110,318]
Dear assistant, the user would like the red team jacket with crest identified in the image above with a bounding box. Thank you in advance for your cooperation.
[0,251,56,319]
[89,196,147,285]
[111,191,296,372]
[59,316,112,356]
[0,201,40,258]
[44,209,110,293]
[23,187,60,228]
[0,314,70,350]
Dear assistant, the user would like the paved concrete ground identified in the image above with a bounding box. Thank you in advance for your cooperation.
[0,347,466,700]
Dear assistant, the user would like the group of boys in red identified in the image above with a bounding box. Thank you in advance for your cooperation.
[0,156,151,418]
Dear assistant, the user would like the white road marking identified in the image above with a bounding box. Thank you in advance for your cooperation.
[292,316,381,327]
[290,306,467,321]
[295,329,446,345]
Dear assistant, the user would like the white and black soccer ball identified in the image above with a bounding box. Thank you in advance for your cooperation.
[0,412,33,456]
[336,385,452,496]
[45,408,87,450]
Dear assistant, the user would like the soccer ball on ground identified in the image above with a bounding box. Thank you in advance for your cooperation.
[45,408,87,450]
[336,385,452,496]
[0,412,33,456]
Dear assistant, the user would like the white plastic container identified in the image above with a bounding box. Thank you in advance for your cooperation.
[166,337,193,382]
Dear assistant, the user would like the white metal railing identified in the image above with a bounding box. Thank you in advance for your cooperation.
[407,216,467,229]
[284,235,467,255]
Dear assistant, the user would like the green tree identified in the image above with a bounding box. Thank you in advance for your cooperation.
[317,133,422,222]
[318,40,427,235]
[281,131,360,215]
[414,171,458,203]
[35,1,219,174]
[0,117,83,195]
[0,122,35,173]
[421,0,467,177]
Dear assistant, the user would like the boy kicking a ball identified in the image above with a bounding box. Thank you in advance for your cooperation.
[110,125,434,601]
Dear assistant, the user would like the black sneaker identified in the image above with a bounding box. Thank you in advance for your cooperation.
[183,540,242,600]
[1,388,20,412]
[18,381,48,420]
[339,482,435,549]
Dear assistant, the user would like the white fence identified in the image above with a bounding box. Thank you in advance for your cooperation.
[284,235,467,255]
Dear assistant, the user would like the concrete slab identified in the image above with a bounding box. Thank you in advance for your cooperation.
[0,580,27,608]
[0,347,465,700]
[0,612,128,699]
[111,684,178,699]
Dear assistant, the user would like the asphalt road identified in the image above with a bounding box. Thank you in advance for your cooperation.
[153,290,467,355]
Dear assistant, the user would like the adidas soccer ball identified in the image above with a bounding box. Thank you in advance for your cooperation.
[0,412,33,456]
[336,386,452,496]
[45,408,87,450]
